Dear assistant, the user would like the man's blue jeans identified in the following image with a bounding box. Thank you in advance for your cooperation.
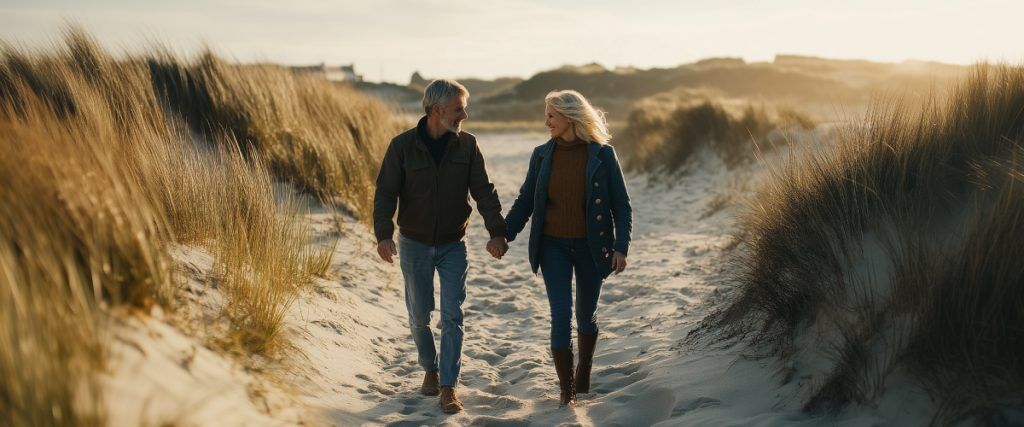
[398,233,468,387]
[539,235,604,350]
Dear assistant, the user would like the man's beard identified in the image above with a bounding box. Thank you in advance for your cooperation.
[441,113,461,133]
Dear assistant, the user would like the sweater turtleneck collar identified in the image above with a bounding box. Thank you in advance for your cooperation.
[555,136,587,148]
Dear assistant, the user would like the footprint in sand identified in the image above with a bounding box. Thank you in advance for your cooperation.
[484,383,509,395]
[385,419,432,427]
[463,392,524,411]
[503,358,542,371]
[492,346,514,357]
[385,364,418,377]
[468,276,499,287]
[592,363,649,393]
[487,302,519,314]
[367,383,397,396]
[600,291,630,304]
[464,347,506,366]
[312,319,349,335]
[671,396,722,416]
[588,385,676,427]
[467,415,530,426]
[506,370,533,385]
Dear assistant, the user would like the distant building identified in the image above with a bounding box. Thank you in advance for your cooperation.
[292,63,363,82]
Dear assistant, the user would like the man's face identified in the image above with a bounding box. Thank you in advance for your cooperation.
[437,95,469,133]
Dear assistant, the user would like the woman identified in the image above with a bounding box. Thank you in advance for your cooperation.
[505,90,633,407]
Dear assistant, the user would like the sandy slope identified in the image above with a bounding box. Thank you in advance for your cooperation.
[102,130,926,426]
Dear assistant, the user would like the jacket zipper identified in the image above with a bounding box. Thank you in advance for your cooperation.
[431,135,453,245]
[431,151,439,245]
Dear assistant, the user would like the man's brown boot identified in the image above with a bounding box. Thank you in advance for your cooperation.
[552,348,576,407]
[575,332,598,393]
[421,371,440,396]
[439,386,464,414]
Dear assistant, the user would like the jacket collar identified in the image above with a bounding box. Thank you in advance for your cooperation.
[539,139,557,158]
[414,116,455,144]
[413,115,466,162]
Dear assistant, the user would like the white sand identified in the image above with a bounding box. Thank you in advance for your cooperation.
[101,130,935,426]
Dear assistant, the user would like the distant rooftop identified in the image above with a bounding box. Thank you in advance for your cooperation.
[291,63,362,82]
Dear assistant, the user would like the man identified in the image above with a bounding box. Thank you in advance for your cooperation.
[373,79,508,414]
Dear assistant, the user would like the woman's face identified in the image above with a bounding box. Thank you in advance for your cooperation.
[545,103,574,140]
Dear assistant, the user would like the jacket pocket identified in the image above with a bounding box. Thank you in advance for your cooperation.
[446,157,471,184]
[404,155,434,195]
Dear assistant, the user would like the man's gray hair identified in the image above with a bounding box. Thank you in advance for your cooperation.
[422,79,469,115]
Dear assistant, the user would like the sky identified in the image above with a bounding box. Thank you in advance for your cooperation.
[1,0,1021,83]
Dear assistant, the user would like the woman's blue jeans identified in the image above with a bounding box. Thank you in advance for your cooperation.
[398,233,467,388]
[539,235,604,350]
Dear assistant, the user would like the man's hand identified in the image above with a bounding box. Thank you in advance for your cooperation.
[377,239,397,263]
[611,251,628,274]
[486,237,508,259]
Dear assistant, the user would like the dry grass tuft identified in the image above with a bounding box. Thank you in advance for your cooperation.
[619,97,815,172]
[0,26,389,424]
[695,64,1024,424]
[210,148,331,354]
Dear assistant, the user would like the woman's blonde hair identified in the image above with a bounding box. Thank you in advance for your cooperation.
[545,90,612,145]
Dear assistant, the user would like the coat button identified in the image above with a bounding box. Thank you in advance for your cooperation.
[599,231,605,236]
[595,198,602,205]
[602,247,608,253]
[596,215,603,221]
[593,182,599,187]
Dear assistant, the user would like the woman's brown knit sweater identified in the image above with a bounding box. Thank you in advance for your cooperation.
[543,137,588,238]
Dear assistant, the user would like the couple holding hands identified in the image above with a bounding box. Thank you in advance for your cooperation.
[373,79,633,413]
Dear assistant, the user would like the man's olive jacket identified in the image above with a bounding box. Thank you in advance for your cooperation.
[373,120,505,245]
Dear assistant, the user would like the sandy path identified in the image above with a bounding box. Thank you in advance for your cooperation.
[310,131,739,426]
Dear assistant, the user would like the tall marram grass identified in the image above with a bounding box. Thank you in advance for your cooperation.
[619,97,815,171]
[696,64,1024,424]
[0,27,392,425]
[0,109,167,427]
[147,48,397,217]
[211,149,334,355]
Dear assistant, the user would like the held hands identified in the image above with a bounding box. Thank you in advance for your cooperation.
[486,237,508,259]
[377,238,507,263]
[376,239,398,263]
[611,251,628,275]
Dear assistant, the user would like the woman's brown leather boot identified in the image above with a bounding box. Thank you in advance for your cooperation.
[551,348,576,407]
[575,332,598,393]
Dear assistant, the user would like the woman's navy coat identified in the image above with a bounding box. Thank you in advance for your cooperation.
[505,139,633,279]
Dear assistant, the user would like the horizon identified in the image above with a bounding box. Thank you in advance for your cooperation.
[2,1,1021,83]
